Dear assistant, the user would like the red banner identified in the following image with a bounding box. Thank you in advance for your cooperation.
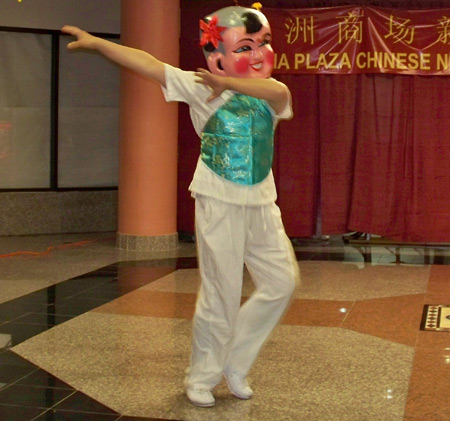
[264,6,450,75]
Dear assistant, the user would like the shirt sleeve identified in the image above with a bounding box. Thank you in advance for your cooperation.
[160,64,223,136]
[161,64,213,107]
[263,79,293,125]
[160,64,193,104]
[275,82,293,121]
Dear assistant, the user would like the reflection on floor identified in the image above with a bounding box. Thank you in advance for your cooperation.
[0,233,450,420]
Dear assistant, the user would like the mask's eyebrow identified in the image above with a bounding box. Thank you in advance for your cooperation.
[237,33,272,43]
[237,37,256,43]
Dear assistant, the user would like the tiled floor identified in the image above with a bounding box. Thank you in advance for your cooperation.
[0,233,450,420]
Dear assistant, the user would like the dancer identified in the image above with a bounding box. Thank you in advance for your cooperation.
[62,3,299,408]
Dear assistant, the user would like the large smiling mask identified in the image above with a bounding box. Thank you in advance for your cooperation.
[200,6,274,79]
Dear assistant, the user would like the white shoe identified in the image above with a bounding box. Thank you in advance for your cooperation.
[224,369,253,399]
[186,388,215,407]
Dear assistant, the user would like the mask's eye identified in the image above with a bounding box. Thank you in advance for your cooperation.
[234,45,252,53]
[260,38,271,47]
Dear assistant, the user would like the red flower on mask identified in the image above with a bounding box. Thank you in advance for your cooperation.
[199,15,226,49]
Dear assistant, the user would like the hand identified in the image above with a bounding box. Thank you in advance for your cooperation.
[61,25,97,50]
[194,68,227,102]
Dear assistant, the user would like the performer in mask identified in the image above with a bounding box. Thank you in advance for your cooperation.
[62,2,299,408]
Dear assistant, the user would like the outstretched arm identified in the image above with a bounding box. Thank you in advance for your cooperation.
[194,68,289,115]
[61,26,166,87]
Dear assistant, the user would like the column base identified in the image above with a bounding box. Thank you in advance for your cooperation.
[116,232,178,251]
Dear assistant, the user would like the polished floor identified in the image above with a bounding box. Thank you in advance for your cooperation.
[0,232,449,420]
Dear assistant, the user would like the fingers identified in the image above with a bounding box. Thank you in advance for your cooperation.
[195,68,210,79]
[61,26,79,50]
[194,76,207,85]
[61,25,80,36]
[66,41,80,50]
[194,68,222,102]
[206,93,219,103]
[194,74,209,87]
[61,26,87,50]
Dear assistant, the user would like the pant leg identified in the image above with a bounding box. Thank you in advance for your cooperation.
[186,195,246,390]
[226,202,300,377]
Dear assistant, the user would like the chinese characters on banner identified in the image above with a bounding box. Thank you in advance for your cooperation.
[264,6,450,75]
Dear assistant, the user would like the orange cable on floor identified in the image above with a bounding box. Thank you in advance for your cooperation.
[0,238,114,259]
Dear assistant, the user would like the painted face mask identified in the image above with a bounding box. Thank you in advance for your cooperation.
[200,6,274,79]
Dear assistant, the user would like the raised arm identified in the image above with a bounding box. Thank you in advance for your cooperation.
[61,26,166,87]
[194,68,289,115]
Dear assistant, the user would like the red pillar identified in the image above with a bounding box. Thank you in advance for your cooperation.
[117,0,179,250]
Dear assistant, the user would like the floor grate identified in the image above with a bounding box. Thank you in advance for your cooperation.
[421,305,450,331]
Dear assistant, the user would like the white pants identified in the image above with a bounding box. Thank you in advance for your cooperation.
[185,195,300,390]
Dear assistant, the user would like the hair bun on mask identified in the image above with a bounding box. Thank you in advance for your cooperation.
[200,5,268,57]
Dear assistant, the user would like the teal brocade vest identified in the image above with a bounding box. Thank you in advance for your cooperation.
[200,93,274,186]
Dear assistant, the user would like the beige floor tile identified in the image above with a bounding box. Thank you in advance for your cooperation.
[295,261,429,301]
[13,315,413,420]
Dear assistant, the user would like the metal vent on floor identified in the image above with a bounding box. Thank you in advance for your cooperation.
[421,305,450,331]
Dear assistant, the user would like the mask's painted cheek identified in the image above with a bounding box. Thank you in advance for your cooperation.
[234,56,250,75]
[264,49,275,68]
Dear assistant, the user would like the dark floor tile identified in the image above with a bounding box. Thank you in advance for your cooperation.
[118,418,179,421]
[175,256,198,269]
[0,323,50,346]
[73,262,119,275]
[26,289,59,305]
[107,279,152,293]
[13,313,73,327]
[178,232,195,243]
[0,384,74,408]
[26,289,57,306]
[0,300,47,322]
[0,331,12,352]
[0,350,38,368]
[311,252,347,261]
[344,252,377,263]
[116,259,176,268]
[71,271,118,280]
[34,409,120,421]
[50,279,112,301]
[294,251,344,261]
[113,273,175,289]
[0,404,46,421]
[426,254,450,265]
[8,294,51,308]
[70,282,129,300]
[28,275,118,305]
[39,298,109,317]
[52,391,118,415]
[0,364,38,389]
[16,369,74,390]
[115,263,177,284]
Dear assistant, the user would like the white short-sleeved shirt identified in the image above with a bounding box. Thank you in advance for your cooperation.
[161,64,293,206]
